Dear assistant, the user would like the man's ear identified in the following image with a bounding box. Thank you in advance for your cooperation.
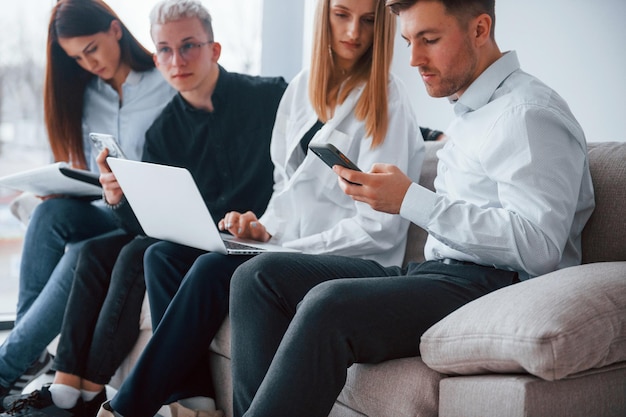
[473,13,493,46]
[211,41,222,62]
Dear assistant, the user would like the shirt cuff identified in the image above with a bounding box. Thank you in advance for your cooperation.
[259,213,281,241]
[399,182,437,228]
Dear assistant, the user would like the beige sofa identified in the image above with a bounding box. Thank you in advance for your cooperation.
[113,140,626,416]
[10,140,623,416]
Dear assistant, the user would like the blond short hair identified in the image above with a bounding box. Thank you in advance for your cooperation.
[150,0,214,40]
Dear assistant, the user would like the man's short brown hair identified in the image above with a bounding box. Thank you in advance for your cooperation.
[386,0,496,39]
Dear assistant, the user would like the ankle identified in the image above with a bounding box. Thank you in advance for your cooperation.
[49,383,81,409]
[81,387,104,402]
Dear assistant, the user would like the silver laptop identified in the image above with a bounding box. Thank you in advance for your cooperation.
[107,158,300,255]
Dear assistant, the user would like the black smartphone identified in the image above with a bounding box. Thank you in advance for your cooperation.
[89,132,127,159]
[309,143,362,185]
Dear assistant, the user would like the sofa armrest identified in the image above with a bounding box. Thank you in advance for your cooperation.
[420,262,626,381]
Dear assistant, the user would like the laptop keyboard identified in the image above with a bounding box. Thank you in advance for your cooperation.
[224,240,265,252]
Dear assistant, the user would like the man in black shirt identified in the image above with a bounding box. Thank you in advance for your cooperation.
[0,1,286,416]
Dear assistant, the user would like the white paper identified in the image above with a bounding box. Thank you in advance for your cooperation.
[0,162,102,197]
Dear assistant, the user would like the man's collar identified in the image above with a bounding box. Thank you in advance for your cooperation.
[450,51,520,116]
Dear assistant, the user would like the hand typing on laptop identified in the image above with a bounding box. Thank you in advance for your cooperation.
[219,210,271,242]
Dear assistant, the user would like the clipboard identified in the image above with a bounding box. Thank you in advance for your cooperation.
[0,162,102,197]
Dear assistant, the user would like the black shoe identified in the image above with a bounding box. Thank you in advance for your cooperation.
[13,352,54,394]
[0,384,75,416]
[0,385,10,413]
[0,351,54,411]
[80,389,106,417]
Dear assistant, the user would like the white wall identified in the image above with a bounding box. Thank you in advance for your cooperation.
[263,1,626,142]
[261,0,304,81]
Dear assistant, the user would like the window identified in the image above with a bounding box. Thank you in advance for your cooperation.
[0,0,263,319]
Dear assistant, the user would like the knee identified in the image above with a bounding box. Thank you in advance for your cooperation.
[174,253,233,296]
[297,281,351,331]
[117,238,150,267]
[144,241,170,269]
[230,253,292,300]
[144,241,178,285]
[30,198,76,226]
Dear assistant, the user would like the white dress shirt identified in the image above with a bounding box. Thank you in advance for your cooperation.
[261,69,425,267]
[400,51,595,279]
[81,68,175,170]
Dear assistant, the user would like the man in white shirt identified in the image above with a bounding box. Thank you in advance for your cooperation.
[228,0,595,416]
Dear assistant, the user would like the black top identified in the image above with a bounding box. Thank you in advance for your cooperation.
[115,66,288,234]
[300,120,324,153]
[420,126,444,142]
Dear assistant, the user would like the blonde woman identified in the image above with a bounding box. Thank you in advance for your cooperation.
[221,0,423,263]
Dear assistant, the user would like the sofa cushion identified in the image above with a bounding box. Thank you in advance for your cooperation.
[334,357,443,417]
[210,316,231,358]
[582,141,626,263]
[438,364,626,417]
[420,262,626,381]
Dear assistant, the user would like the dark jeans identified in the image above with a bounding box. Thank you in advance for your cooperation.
[144,241,207,329]
[53,234,157,385]
[230,253,519,417]
[111,243,252,417]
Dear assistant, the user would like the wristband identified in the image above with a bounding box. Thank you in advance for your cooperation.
[102,191,124,210]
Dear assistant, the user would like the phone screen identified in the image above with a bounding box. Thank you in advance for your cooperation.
[89,133,126,159]
[309,144,362,185]
[309,144,361,172]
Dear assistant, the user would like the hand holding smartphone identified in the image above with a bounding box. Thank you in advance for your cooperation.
[309,143,362,185]
[89,132,127,159]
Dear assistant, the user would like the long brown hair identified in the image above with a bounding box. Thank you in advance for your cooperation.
[308,0,395,147]
[44,0,154,169]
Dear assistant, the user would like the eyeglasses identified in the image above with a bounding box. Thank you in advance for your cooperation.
[155,41,214,64]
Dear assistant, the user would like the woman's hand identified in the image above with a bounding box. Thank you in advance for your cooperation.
[96,149,123,206]
[218,211,271,242]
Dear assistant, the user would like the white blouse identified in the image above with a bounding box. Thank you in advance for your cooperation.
[260,69,425,267]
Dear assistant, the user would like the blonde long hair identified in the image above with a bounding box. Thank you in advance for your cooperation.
[308,0,396,147]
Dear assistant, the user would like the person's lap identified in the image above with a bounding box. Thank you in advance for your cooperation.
[232,254,518,417]
[144,241,208,326]
[17,198,118,321]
